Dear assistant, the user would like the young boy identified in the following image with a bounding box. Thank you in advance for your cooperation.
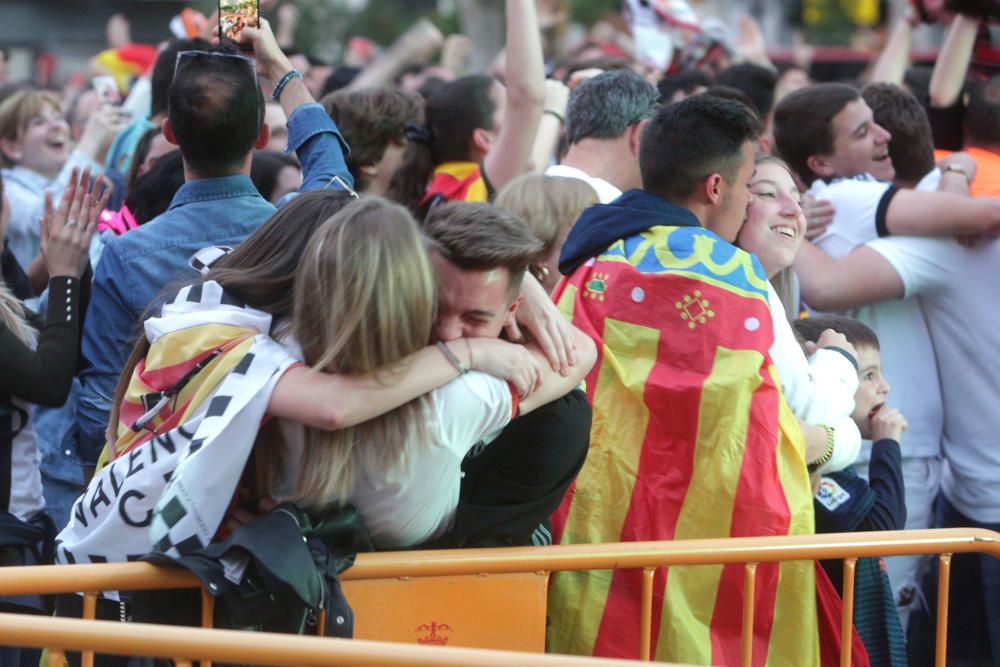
[794,315,908,667]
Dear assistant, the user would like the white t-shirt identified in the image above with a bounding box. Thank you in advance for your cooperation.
[767,283,861,473]
[868,234,1000,521]
[278,371,516,549]
[8,399,44,522]
[807,172,946,461]
[545,164,622,204]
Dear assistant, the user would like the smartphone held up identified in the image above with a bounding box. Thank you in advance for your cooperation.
[220,0,259,43]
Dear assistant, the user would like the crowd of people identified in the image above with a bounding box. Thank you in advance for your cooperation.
[3,0,1000,665]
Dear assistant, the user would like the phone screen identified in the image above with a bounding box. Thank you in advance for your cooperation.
[219,0,259,43]
[92,76,123,106]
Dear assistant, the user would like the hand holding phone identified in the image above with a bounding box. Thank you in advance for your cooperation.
[219,0,259,44]
[92,76,122,106]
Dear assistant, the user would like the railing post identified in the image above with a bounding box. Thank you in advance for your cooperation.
[936,554,952,667]
[840,558,857,667]
[47,648,65,666]
[742,563,757,667]
[81,593,97,667]
[640,567,655,661]
[201,588,215,667]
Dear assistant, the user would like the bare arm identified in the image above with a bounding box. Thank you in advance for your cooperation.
[346,19,444,92]
[794,242,904,311]
[929,14,980,108]
[936,152,976,195]
[483,0,546,192]
[530,79,569,173]
[269,337,543,430]
[799,421,829,464]
[238,19,316,119]
[869,9,917,84]
[886,189,1000,236]
[274,3,299,50]
[519,325,597,414]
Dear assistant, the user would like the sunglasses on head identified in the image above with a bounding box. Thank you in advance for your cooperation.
[173,49,257,80]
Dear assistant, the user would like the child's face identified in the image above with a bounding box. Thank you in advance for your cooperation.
[851,345,891,439]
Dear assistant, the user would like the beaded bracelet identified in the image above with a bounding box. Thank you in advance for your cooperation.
[807,425,836,473]
[272,69,304,102]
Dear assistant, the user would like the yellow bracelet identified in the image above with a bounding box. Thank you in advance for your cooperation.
[807,425,835,473]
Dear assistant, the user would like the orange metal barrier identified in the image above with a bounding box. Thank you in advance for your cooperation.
[0,612,663,667]
[0,528,997,666]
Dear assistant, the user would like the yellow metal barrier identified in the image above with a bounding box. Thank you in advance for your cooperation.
[0,528,997,666]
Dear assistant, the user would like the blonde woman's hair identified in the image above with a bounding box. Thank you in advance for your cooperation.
[771,267,799,322]
[0,90,62,168]
[285,197,437,509]
[0,176,36,346]
[754,155,801,321]
[495,174,598,255]
[0,281,36,347]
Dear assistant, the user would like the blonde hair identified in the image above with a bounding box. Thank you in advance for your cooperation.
[0,281,36,347]
[285,197,437,509]
[495,174,598,255]
[0,90,62,168]
[771,268,799,322]
[0,176,35,346]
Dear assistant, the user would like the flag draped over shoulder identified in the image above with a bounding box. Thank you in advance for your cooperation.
[548,224,819,666]
[55,281,298,568]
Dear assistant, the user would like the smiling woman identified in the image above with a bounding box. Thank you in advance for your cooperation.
[0,90,73,266]
[738,157,806,280]
[0,88,120,272]
[736,155,864,476]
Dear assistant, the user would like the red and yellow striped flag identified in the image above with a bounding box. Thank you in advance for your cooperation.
[549,225,819,665]
[421,161,490,205]
[111,324,255,460]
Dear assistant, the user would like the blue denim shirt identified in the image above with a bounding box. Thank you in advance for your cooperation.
[70,103,352,465]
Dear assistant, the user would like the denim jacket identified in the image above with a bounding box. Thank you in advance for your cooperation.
[70,103,352,465]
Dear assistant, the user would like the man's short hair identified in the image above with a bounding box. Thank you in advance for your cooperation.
[423,202,543,298]
[717,63,778,117]
[704,85,757,113]
[861,82,935,183]
[965,75,1000,148]
[656,68,712,102]
[167,47,264,177]
[792,315,880,351]
[322,87,423,189]
[639,94,759,203]
[773,82,860,184]
[150,38,211,119]
[565,69,660,146]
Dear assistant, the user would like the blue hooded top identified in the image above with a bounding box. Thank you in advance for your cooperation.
[558,189,703,275]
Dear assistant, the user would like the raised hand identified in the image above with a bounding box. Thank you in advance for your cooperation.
[870,405,908,442]
[802,194,835,241]
[39,167,108,278]
[509,272,577,375]
[467,337,543,398]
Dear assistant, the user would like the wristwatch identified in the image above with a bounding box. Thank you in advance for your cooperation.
[943,163,971,181]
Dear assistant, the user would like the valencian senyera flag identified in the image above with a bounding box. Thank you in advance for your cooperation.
[549,194,820,666]
[55,281,298,574]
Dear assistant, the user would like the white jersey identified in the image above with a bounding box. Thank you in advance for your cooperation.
[807,171,946,462]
